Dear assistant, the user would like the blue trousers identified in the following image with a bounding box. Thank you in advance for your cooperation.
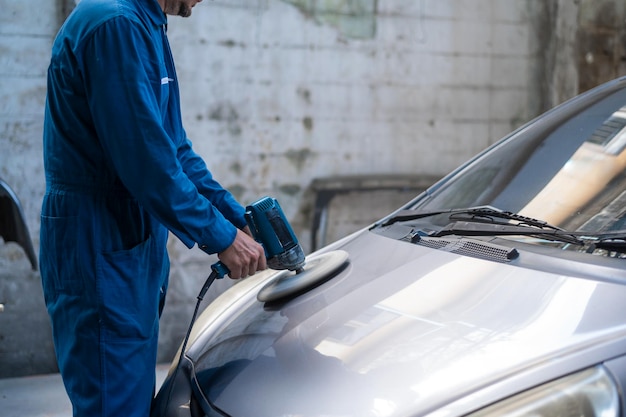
[40,185,170,417]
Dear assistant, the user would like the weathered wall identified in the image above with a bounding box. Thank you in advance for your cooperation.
[527,0,626,113]
[168,0,544,244]
[2,0,625,377]
[577,0,626,93]
[0,0,58,377]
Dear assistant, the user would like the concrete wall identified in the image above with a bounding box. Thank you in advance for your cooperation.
[169,0,543,239]
[0,1,58,377]
[1,0,625,377]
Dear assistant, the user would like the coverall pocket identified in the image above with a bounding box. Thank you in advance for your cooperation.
[40,215,83,295]
[98,234,162,341]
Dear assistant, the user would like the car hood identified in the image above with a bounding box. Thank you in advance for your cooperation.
[184,231,626,417]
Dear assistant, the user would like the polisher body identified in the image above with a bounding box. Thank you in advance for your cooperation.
[245,197,306,272]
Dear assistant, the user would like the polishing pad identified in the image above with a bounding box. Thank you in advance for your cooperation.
[257,250,349,303]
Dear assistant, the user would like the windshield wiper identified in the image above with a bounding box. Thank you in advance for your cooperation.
[431,221,584,245]
[586,232,626,253]
[380,206,584,245]
[382,206,562,229]
[380,205,499,227]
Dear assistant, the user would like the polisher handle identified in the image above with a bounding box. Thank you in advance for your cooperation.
[210,261,229,279]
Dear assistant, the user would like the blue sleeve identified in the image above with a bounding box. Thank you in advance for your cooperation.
[81,16,237,254]
[177,136,248,230]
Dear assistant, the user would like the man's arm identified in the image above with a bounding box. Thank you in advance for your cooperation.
[177,139,268,277]
[177,136,247,229]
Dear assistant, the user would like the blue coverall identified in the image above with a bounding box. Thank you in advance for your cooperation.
[40,0,246,415]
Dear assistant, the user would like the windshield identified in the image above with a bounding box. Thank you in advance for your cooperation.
[408,80,626,236]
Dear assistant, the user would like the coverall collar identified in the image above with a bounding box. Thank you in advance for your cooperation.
[143,0,168,26]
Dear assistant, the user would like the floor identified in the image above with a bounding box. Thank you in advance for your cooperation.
[0,364,170,417]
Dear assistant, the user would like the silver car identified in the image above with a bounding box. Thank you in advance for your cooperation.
[152,77,626,417]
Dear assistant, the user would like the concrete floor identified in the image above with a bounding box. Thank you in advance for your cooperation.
[0,364,170,417]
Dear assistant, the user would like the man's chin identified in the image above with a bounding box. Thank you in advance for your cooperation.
[178,5,193,17]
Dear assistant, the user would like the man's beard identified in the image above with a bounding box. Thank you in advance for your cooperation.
[177,3,192,17]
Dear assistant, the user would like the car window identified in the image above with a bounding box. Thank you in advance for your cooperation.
[413,87,626,235]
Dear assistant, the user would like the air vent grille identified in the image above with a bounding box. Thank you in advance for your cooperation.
[417,238,451,250]
[418,237,518,262]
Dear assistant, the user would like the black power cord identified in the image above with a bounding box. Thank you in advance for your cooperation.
[177,269,221,367]
[161,262,228,414]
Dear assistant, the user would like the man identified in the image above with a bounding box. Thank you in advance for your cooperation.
[40,0,266,416]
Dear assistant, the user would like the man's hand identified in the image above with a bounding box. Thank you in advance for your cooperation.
[218,228,267,279]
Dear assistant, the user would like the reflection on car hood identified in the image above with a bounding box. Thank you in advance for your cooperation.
[186,231,626,417]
